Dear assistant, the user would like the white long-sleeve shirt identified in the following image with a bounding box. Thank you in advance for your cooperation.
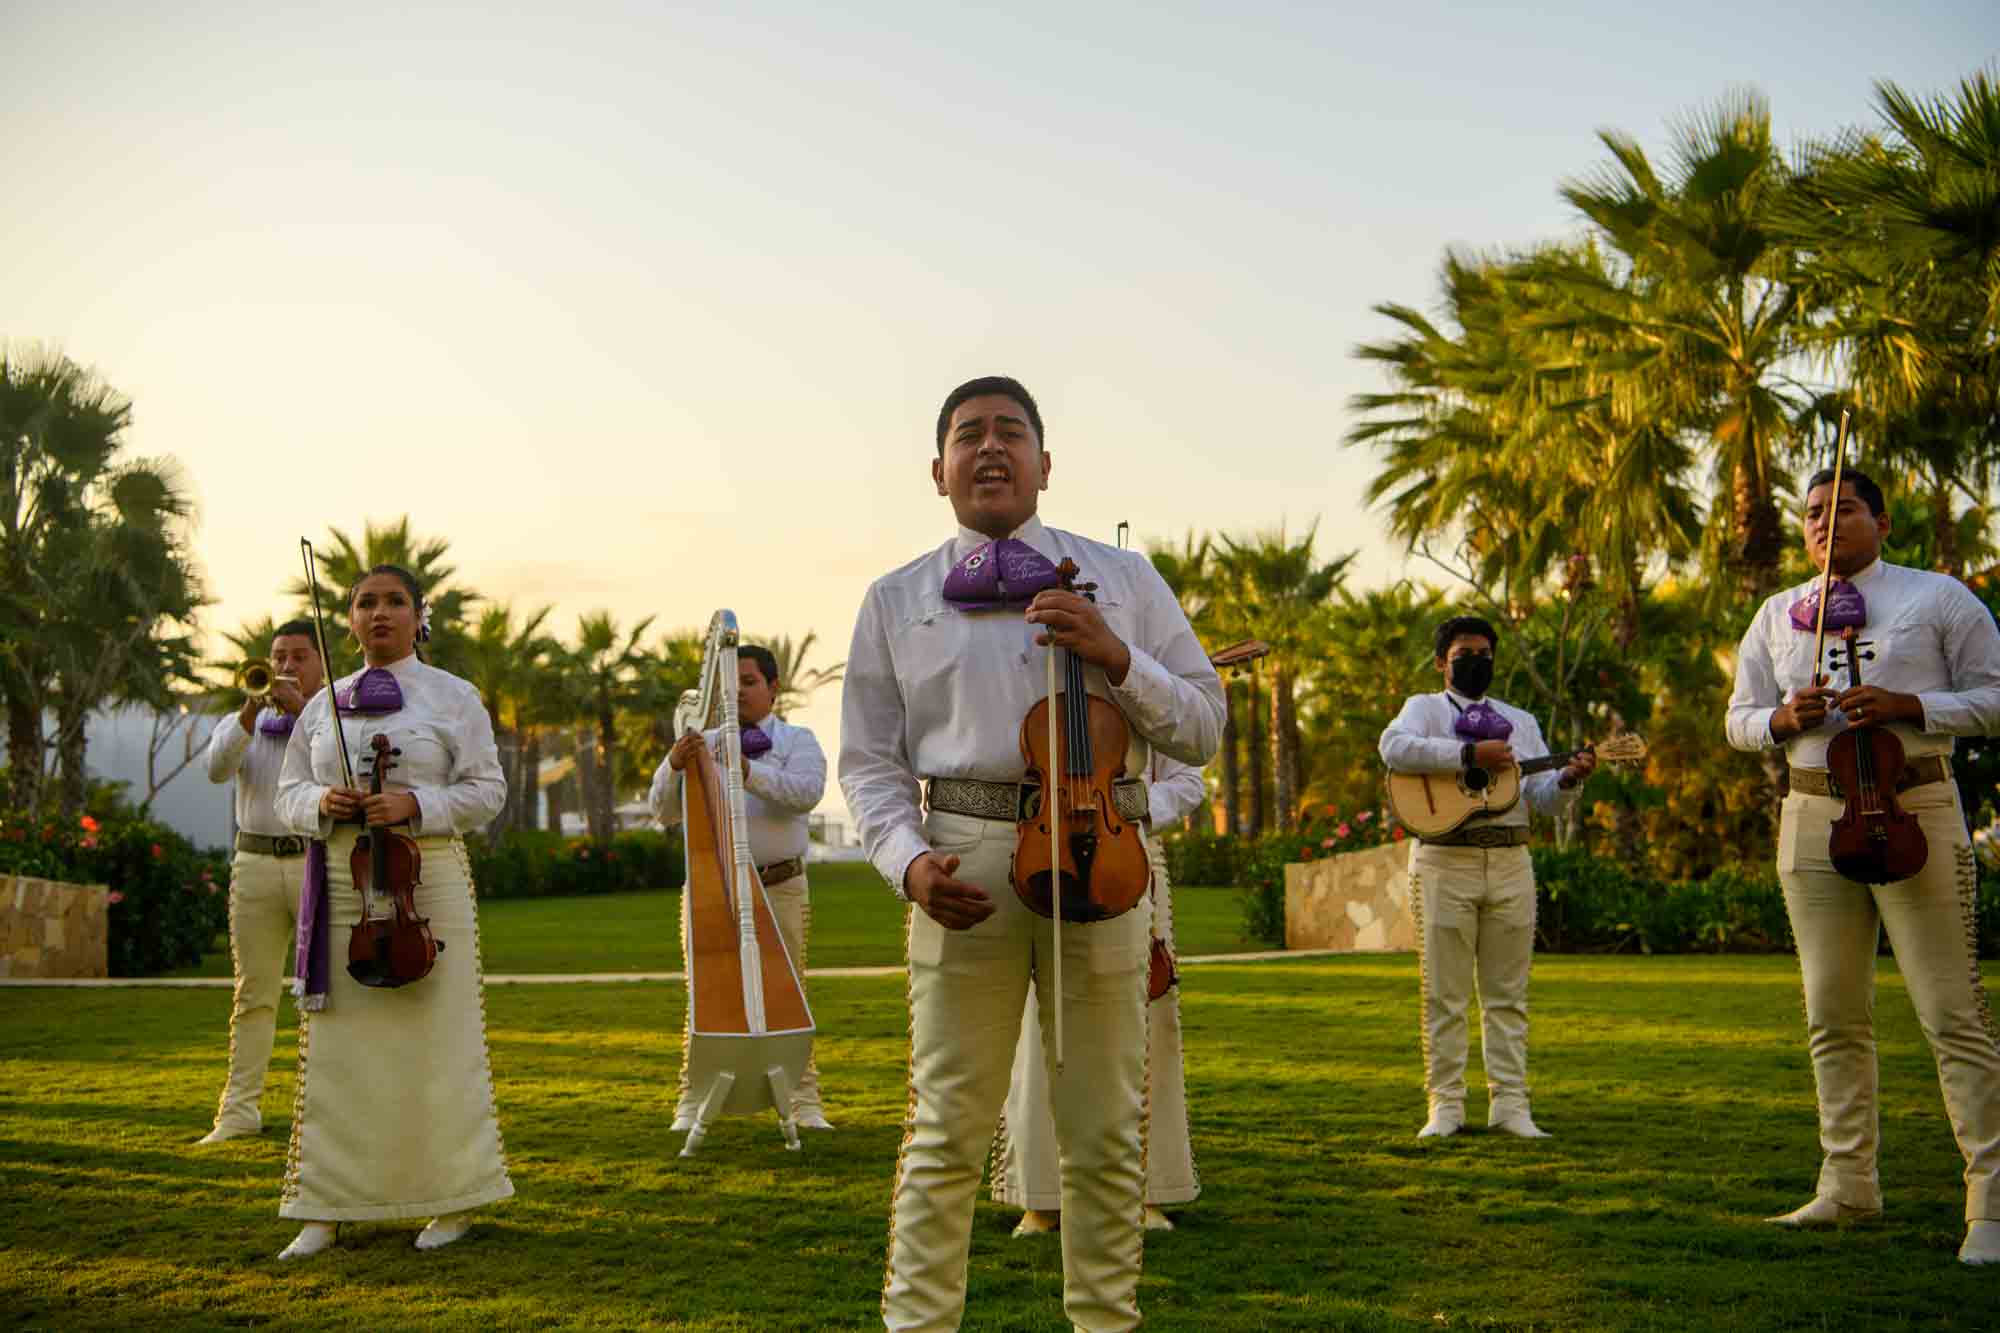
[1378,690,1576,827]
[1726,558,2000,766]
[204,710,294,837]
[648,715,827,866]
[275,652,506,838]
[839,515,1225,895]
[1148,753,1206,828]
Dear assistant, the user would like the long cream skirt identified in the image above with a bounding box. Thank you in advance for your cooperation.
[280,832,513,1221]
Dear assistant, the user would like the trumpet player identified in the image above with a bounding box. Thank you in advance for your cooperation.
[194,619,324,1145]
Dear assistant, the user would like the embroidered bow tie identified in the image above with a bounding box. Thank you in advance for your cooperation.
[258,711,295,738]
[1789,579,1867,633]
[943,538,1062,610]
[741,725,772,759]
[336,667,405,715]
[1453,700,1514,743]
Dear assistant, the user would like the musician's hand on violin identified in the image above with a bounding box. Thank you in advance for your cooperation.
[361,791,420,827]
[1835,685,1923,729]
[1771,686,1837,740]
[904,852,994,930]
[1560,749,1597,789]
[1472,739,1516,770]
[1024,590,1133,686]
[667,730,705,772]
[319,786,367,822]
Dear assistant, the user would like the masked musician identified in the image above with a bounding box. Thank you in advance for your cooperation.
[1726,466,2000,1265]
[992,751,1205,1235]
[649,641,832,1130]
[1379,614,1594,1141]
[194,620,326,1145]
[841,375,1224,1332]
[270,564,511,1260]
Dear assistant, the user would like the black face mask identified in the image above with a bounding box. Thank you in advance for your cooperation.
[1449,654,1494,699]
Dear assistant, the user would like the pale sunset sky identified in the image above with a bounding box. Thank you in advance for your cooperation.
[6,3,1994,821]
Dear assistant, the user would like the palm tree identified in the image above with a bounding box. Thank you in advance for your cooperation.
[1556,92,1810,601]
[460,601,555,837]
[1150,533,1238,834]
[286,517,481,677]
[558,611,656,846]
[747,630,844,718]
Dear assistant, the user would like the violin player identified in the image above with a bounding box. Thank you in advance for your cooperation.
[649,640,833,1131]
[1378,614,1594,1141]
[271,564,512,1260]
[1726,466,2000,1265]
[838,375,1223,1331]
[991,751,1206,1236]
[195,619,325,1145]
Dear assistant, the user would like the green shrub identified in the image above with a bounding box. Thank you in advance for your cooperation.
[469,828,685,900]
[0,810,230,977]
[1159,828,1239,889]
[1531,846,1792,955]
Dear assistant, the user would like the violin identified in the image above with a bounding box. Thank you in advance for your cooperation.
[1012,558,1152,923]
[1824,628,1928,884]
[347,733,442,987]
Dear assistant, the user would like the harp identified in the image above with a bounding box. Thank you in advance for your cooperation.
[671,610,816,1155]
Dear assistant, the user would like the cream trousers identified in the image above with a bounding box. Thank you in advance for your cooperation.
[884,811,1149,1333]
[1778,782,2000,1220]
[210,849,304,1134]
[993,835,1198,1210]
[1409,841,1536,1121]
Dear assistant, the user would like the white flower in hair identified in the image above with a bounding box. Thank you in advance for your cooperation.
[418,602,434,642]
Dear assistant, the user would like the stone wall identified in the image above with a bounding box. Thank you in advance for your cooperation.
[0,875,110,978]
[1284,841,1416,952]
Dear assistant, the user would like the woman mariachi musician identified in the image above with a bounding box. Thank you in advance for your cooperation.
[271,557,512,1261]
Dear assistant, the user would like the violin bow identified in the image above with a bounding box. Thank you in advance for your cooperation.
[299,538,357,791]
[1807,410,1853,688]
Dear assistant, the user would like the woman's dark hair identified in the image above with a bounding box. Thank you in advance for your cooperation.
[935,376,1044,455]
[1433,614,1500,662]
[740,644,780,687]
[346,563,424,612]
[1805,466,1886,517]
[270,618,321,655]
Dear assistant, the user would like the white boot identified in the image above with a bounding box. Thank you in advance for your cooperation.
[1011,1209,1059,1238]
[1766,1196,1881,1228]
[1143,1205,1175,1232]
[194,1123,258,1146]
[1489,1111,1552,1139]
[795,1108,835,1131]
[415,1215,474,1251]
[1960,1220,2000,1265]
[1417,1104,1464,1139]
[277,1223,337,1260]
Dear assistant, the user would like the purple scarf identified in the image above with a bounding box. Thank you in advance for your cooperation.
[943,538,1063,610]
[258,711,295,738]
[1789,579,1867,633]
[337,667,405,714]
[741,724,772,759]
[1453,700,1514,742]
[293,839,331,1012]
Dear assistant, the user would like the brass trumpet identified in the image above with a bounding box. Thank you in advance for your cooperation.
[234,658,297,702]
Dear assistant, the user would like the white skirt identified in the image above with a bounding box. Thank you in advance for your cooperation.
[280,833,514,1221]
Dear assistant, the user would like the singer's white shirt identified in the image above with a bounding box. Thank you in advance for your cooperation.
[1726,559,2000,766]
[205,711,294,837]
[648,715,826,866]
[839,515,1225,895]
[274,653,506,838]
[1378,691,1575,828]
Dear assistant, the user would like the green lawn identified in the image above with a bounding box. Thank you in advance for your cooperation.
[8,954,2000,1329]
[170,862,1257,977]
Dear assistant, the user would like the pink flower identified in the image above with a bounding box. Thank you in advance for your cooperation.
[1392,827,1407,842]
[1321,837,1337,849]
[208,882,221,895]
[107,891,124,904]
[1336,823,1352,838]
[1357,810,1373,824]
[1300,847,1315,861]
[79,815,101,833]
[150,844,164,860]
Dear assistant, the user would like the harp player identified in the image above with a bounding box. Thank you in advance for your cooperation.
[839,375,1222,1331]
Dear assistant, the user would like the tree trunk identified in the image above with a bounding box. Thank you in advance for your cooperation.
[576,724,608,846]
[595,708,619,845]
[6,697,44,813]
[520,729,544,831]
[1932,480,1960,576]
[489,726,519,840]
[1219,683,1240,837]
[1272,667,1297,832]
[1246,671,1266,837]
[1733,454,1783,600]
[55,708,87,823]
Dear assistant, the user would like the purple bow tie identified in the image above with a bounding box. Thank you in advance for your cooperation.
[258,711,295,738]
[741,725,772,759]
[1789,579,1867,633]
[1453,700,1514,743]
[336,667,405,715]
[943,538,1063,610]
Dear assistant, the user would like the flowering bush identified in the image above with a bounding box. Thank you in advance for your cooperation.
[469,829,686,899]
[0,810,230,976]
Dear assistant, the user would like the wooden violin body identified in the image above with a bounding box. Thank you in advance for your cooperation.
[1824,630,1928,885]
[347,733,442,988]
[1012,559,1150,923]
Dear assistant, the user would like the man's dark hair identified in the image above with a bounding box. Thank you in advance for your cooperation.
[935,376,1044,455]
[1805,466,1886,517]
[1433,614,1500,662]
[271,619,321,655]
[740,644,779,688]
